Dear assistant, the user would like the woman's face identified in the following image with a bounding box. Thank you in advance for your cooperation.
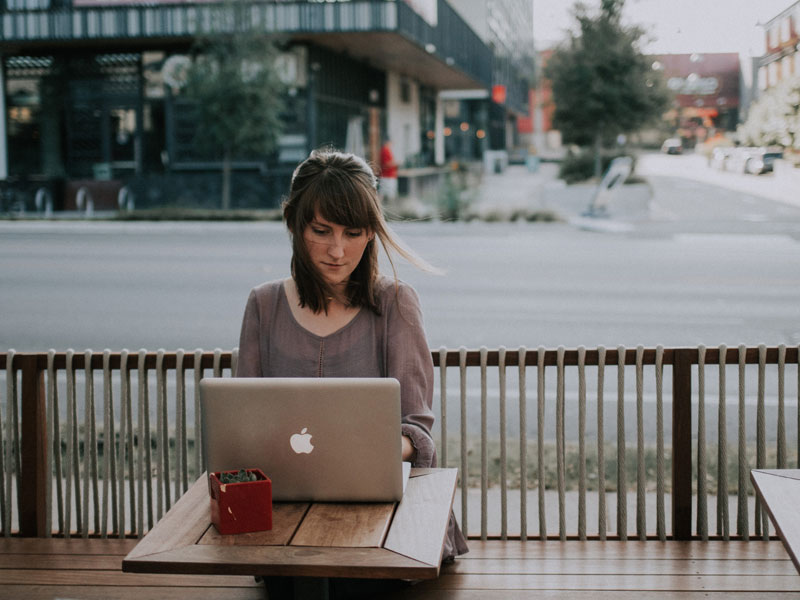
[303,212,372,288]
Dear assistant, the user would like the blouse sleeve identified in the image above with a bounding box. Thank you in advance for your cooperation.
[386,282,436,468]
[235,288,262,377]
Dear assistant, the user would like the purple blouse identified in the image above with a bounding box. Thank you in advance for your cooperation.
[235,276,468,558]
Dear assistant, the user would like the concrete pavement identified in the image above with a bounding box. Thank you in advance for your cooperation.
[469,151,799,224]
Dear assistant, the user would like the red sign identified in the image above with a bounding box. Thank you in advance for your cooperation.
[492,85,507,104]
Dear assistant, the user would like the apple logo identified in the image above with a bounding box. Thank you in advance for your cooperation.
[290,427,314,454]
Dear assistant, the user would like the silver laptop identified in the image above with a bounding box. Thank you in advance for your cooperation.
[200,377,410,502]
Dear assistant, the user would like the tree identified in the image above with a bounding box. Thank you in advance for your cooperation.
[544,0,671,177]
[738,76,800,151]
[181,19,285,209]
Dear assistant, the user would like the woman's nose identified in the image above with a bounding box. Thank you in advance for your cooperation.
[327,237,345,258]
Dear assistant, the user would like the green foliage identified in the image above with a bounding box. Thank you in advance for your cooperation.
[219,469,259,483]
[738,75,800,150]
[183,33,285,160]
[544,0,671,150]
[180,11,286,208]
[436,163,475,221]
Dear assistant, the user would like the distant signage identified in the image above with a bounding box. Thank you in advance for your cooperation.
[404,0,437,26]
[667,76,719,95]
[492,85,507,104]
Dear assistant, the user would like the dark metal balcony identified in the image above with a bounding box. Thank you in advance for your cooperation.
[1,0,492,90]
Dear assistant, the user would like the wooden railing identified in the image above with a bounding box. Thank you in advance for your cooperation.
[1,345,798,540]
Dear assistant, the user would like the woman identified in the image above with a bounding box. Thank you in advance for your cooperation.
[235,150,468,566]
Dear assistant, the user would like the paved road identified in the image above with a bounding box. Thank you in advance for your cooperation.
[2,152,800,353]
[2,152,798,441]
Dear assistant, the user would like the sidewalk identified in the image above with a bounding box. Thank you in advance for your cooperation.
[471,151,799,223]
[472,161,650,224]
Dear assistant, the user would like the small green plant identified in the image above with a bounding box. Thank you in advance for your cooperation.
[218,469,258,483]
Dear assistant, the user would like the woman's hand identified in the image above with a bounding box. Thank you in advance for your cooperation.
[401,435,416,462]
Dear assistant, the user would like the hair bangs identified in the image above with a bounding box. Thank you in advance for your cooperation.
[303,169,376,230]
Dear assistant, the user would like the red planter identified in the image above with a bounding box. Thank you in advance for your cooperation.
[209,469,272,535]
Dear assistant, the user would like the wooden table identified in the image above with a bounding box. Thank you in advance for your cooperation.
[751,469,800,574]
[123,468,457,584]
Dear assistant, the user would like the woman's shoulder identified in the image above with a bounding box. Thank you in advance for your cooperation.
[249,279,287,302]
[375,276,421,308]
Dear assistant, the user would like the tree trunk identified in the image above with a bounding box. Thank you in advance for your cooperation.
[221,150,232,210]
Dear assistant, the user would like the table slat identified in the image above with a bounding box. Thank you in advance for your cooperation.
[291,502,395,548]
[198,502,309,546]
[123,543,437,579]
[124,476,210,562]
[385,468,458,567]
[752,470,800,574]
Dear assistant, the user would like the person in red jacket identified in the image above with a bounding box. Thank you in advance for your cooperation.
[379,139,398,206]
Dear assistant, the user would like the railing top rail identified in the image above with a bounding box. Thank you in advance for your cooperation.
[1,345,798,370]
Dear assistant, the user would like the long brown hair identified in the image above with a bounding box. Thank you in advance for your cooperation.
[282,149,436,314]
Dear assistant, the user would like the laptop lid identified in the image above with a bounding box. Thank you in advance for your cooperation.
[200,377,406,502]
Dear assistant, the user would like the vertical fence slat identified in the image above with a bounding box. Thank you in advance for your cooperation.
[717,344,729,540]
[121,350,134,538]
[671,348,692,540]
[498,347,507,540]
[83,350,100,537]
[2,349,14,537]
[459,347,468,539]
[556,346,566,541]
[213,349,223,378]
[655,345,665,541]
[480,347,488,541]
[577,346,586,541]
[777,345,786,469]
[156,350,167,518]
[177,348,188,496]
[616,345,627,541]
[439,347,447,468]
[697,346,708,541]
[635,346,645,540]
[736,344,749,540]
[136,349,146,538]
[17,354,47,537]
[518,346,527,541]
[47,350,60,537]
[536,346,546,541]
[756,344,768,540]
[101,351,114,538]
[597,346,607,541]
[65,350,80,538]
[194,349,204,478]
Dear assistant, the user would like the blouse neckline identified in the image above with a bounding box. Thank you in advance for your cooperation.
[279,280,366,341]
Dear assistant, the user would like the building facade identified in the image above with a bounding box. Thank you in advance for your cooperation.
[758,0,800,92]
[439,0,534,162]
[0,0,493,210]
[650,53,741,147]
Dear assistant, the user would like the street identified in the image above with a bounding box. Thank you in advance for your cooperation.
[1,151,798,442]
[2,152,799,352]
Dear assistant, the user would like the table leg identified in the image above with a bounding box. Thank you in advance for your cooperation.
[293,577,330,600]
[263,576,330,600]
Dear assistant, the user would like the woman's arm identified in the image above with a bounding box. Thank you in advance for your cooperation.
[386,282,436,467]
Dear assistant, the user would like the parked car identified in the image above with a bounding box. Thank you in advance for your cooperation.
[724,146,783,175]
[742,147,783,174]
[661,138,683,155]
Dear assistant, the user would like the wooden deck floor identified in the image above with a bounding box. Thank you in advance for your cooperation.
[1,537,799,599]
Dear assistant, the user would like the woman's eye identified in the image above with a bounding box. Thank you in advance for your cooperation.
[347,230,363,238]
[312,228,328,235]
